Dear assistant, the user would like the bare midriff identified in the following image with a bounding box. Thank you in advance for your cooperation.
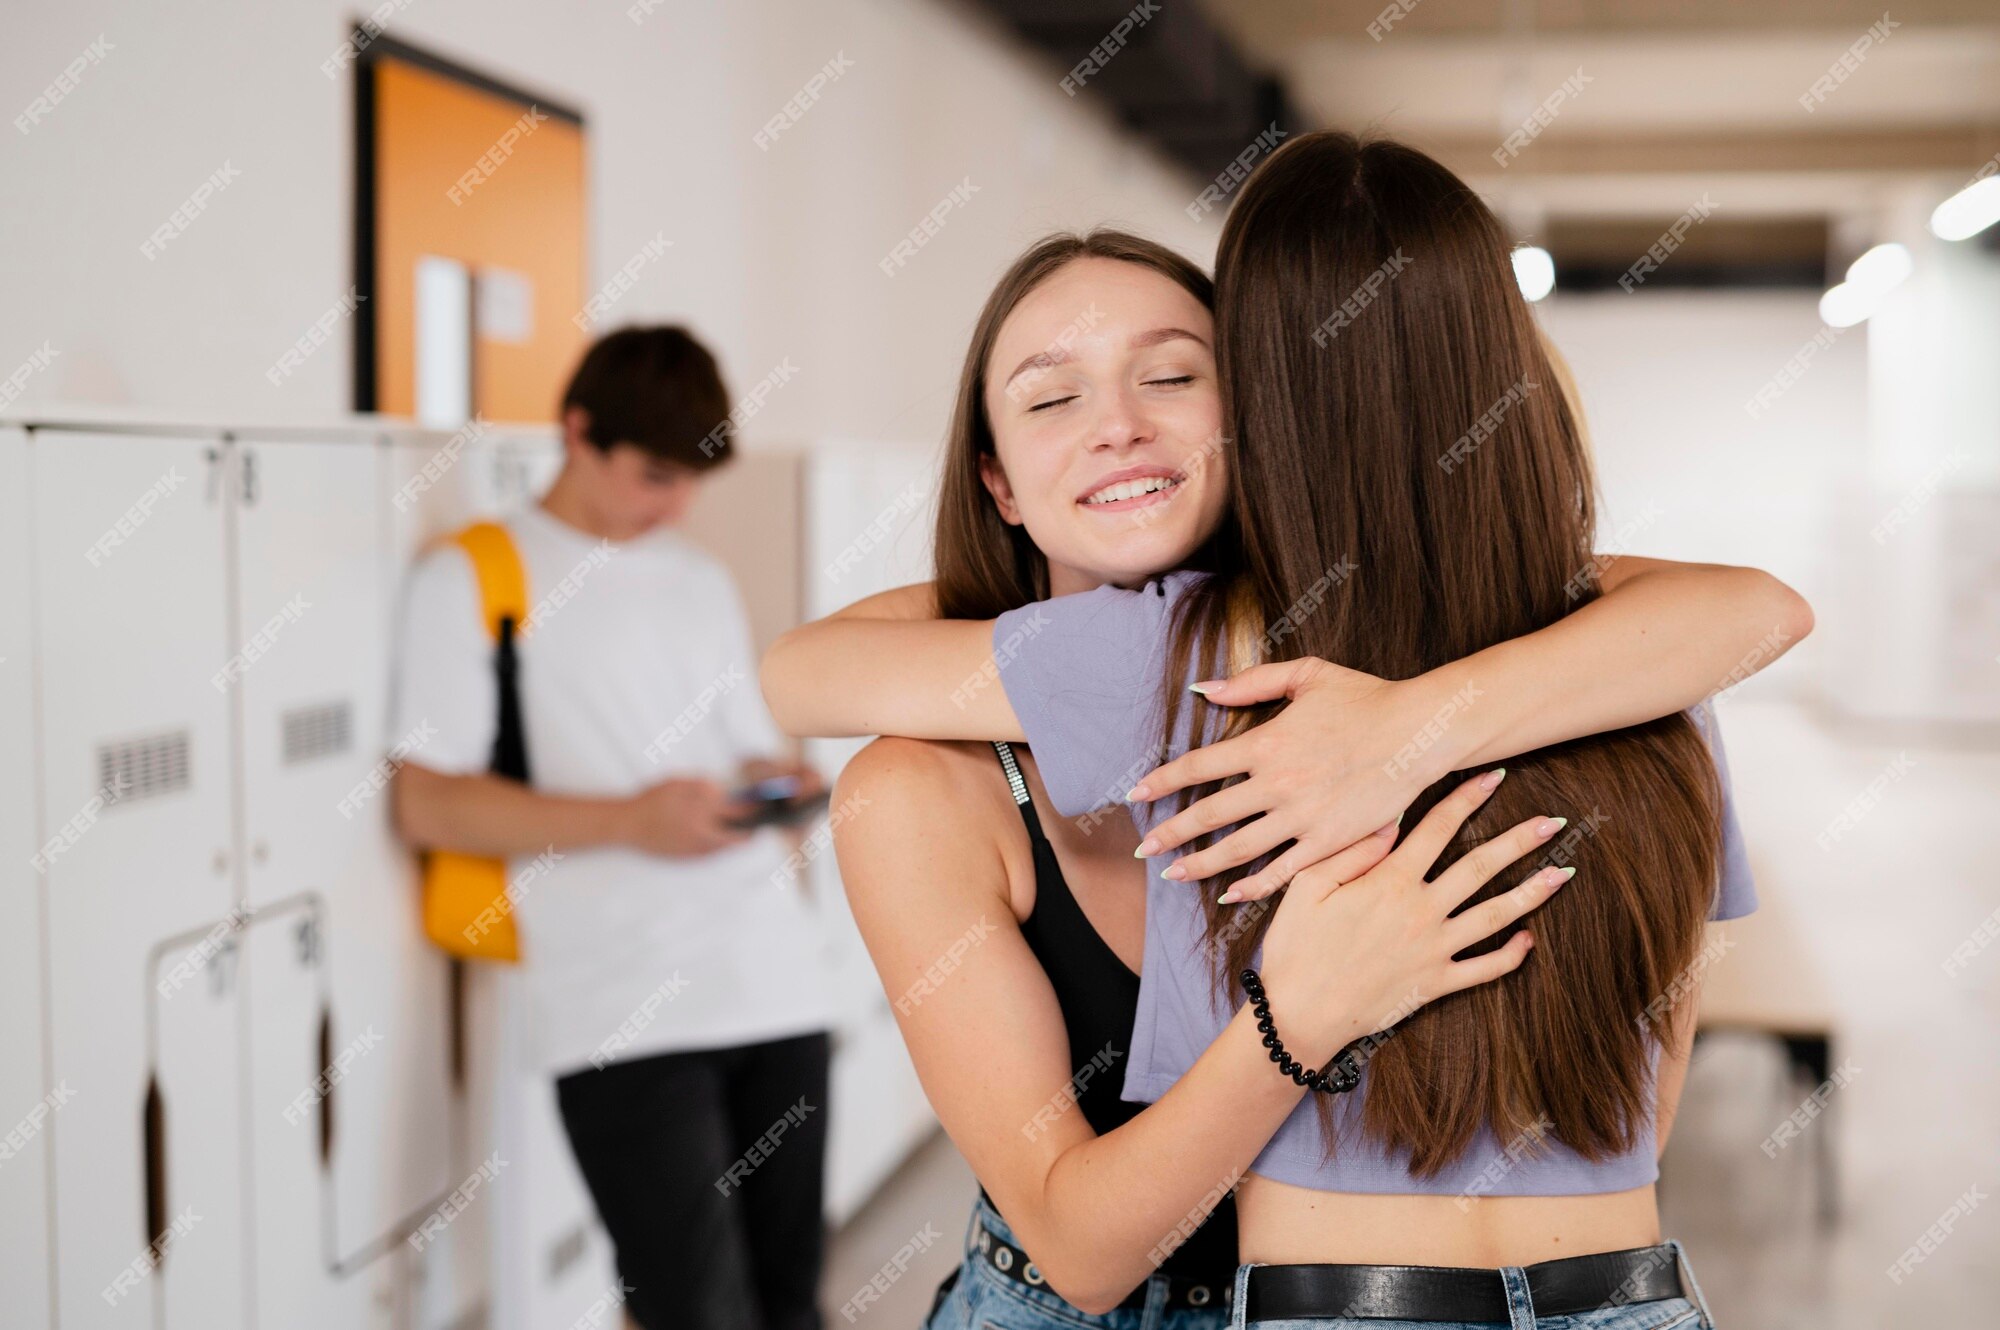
[1236,1174,1662,1269]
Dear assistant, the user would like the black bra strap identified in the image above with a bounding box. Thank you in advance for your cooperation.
[991,741,1049,845]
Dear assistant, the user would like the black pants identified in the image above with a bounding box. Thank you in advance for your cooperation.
[555,1030,831,1330]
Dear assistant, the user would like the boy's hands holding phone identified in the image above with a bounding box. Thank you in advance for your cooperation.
[729,759,831,830]
[614,760,831,859]
[615,778,754,857]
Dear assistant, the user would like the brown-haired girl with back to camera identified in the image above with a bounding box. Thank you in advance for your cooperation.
[766,138,1808,1327]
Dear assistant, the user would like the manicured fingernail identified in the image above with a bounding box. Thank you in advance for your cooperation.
[1188,681,1219,696]
[1134,837,1160,858]
[1162,862,1188,881]
[1537,816,1567,838]
[1559,865,1577,881]
[1126,784,1151,802]
[1480,767,1507,790]
[1217,890,1238,905]
[1375,821,1398,839]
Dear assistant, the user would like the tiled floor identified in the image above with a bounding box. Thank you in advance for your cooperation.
[1658,698,2000,1327]
[826,699,2000,1328]
[821,1129,978,1329]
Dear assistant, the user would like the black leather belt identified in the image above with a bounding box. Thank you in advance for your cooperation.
[969,1209,1231,1313]
[1245,1245,1686,1322]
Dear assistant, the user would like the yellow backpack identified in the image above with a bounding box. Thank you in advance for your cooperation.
[419,521,529,962]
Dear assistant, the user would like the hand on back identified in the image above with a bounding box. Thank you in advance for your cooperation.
[1253,768,1571,1066]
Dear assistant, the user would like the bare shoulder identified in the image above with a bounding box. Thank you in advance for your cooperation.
[833,737,1016,842]
[831,737,1026,911]
[834,734,995,796]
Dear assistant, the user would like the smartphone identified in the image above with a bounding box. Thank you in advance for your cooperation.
[728,775,829,829]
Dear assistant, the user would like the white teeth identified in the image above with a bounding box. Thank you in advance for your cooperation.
[1083,475,1179,505]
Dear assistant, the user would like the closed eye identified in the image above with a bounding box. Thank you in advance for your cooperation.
[1028,395,1077,413]
[1146,375,1195,388]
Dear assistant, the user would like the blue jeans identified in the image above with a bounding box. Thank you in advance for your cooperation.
[923,1196,1232,1330]
[1227,1240,1718,1330]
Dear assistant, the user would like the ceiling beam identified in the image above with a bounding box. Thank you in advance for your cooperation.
[1414,125,2000,179]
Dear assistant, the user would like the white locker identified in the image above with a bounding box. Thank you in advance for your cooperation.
[483,431,563,515]
[144,923,252,1330]
[386,424,489,550]
[0,426,54,1328]
[32,429,247,1327]
[488,977,617,1330]
[383,426,610,1330]
[383,430,497,1330]
[241,895,405,1330]
[802,444,943,1221]
[233,436,456,1289]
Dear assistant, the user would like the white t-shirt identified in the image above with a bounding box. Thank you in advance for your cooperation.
[392,503,830,1076]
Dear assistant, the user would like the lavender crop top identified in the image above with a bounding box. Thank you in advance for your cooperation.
[992,571,1757,1197]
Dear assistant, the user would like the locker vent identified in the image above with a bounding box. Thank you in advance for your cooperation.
[97,731,191,806]
[281,700,353,765]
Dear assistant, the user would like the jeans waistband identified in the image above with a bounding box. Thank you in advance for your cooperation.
[1233,1240,1718,1328]
[967,1195,1233,1315]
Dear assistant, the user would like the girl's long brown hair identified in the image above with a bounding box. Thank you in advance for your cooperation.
[1167,132,1724,1175]
[931,230,1217,619]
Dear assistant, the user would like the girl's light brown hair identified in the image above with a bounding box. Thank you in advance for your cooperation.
[931,230,1217,620]
[1167,132,1723,1175]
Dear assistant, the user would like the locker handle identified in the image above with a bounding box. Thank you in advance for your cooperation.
[143,1074,169,1262]
[316,1006,335,1166]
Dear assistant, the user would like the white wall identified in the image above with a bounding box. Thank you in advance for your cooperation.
[1541,265,2000,724]
[0,0,1216,446]
[1539,290,1872,699]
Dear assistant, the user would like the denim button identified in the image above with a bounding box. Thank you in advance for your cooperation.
[1189,1285,1211,1306]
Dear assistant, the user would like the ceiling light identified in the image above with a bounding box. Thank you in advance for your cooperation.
[1512,246,1555,302]
[1930,176,2000,242]
[1818,242,1913,328]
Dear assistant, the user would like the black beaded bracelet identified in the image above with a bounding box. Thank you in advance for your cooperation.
[1241,968,1363,1096]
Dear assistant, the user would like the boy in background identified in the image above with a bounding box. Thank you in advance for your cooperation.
[393,327,831,1330]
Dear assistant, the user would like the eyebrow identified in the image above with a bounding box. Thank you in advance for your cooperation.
[1001,326,1210,388]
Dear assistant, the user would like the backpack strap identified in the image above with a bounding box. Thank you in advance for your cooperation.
[450,521,529,643]
[450,521,532,784]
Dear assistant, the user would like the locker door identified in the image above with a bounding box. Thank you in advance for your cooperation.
[495,433,561,507]
[388,424,490,549]
[241,895,401,1330]
[0,426,53,1328]
[234,437,455,1282]
[145,924,251,1330]
[31,429,243,1327]
[489,979,615,1330]
[450,426,559,519]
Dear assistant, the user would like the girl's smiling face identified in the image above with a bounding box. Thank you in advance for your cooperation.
[979,258,1228,595]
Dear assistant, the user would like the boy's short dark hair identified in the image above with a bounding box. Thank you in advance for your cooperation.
[560,326,734,469]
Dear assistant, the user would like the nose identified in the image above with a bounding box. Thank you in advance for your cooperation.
[1086,383,1156,453]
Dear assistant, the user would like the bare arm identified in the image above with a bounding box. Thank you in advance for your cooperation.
[1137,556,1812,894]
[836,742,1550,1313]
[760,583,1023,740]
[1452,555,1810,770]
[393,761,750,860]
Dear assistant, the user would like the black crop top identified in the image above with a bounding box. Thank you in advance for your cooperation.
[976,741,1238,1286]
